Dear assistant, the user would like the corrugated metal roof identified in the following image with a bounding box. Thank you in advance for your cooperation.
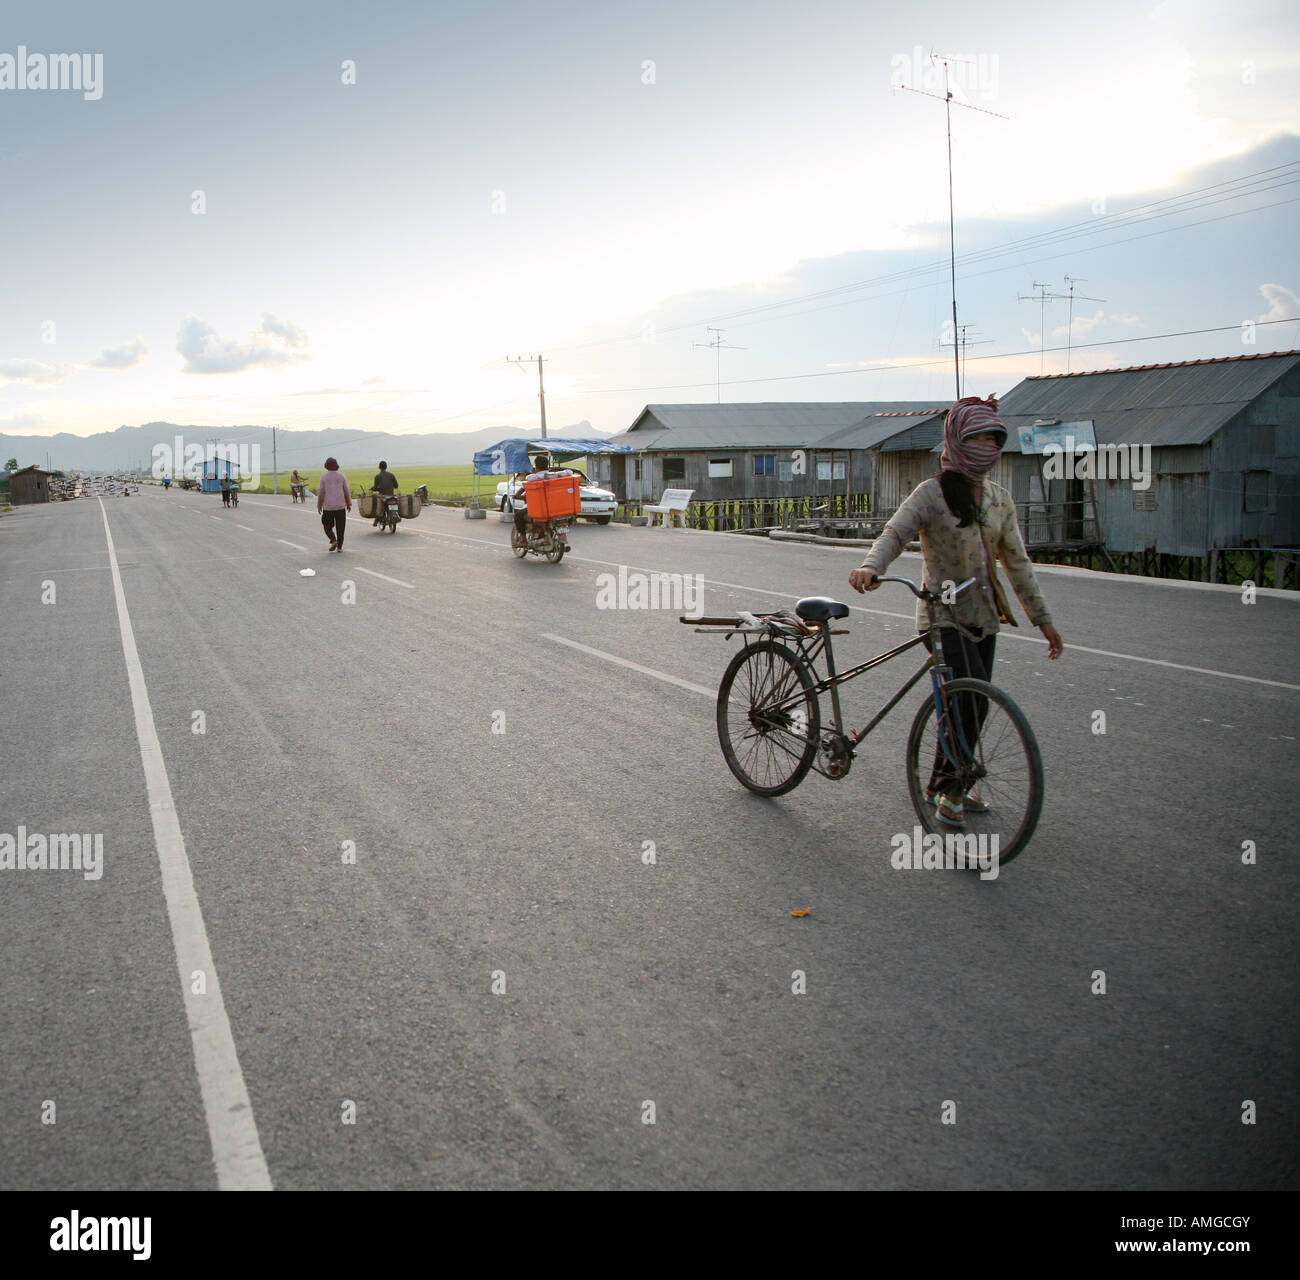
[818,410,948,450]
[997,351,1300,450]
[620,402,944,450]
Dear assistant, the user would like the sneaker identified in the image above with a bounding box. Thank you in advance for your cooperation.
[328,539,337,551]
[926,787,987,813]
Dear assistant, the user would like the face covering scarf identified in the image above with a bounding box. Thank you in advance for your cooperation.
[940,395,1006,478]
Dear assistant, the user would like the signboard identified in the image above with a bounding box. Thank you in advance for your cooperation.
[1016,420,1097,455]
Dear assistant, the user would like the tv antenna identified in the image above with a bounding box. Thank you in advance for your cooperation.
[896,51,1007,400]
[692,327,747,403]
[941,324,993,398]
[1018,278,1105,374]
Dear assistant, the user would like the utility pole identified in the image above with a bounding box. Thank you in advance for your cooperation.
[508,354,548,438]
[896,52,1007,402]
[1062,276,1104,374]
[692,327,747,403]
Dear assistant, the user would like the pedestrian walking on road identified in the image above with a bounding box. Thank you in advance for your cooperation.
[220,473,232,507]
[317,457,352,552]
[849,394,1064,828]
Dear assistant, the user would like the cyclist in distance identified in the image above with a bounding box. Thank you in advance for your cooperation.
[849,394,1064,828]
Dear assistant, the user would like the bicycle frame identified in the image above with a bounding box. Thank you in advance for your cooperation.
[737,588,978,775]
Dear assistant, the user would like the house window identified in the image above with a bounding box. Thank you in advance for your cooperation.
[663,457,686,482]
[753,454,775,476]
[816,460,847,481]
[1243,470,1271,513]
[708,458,733,478]
[633,457,642,481]
[777,459,794,482]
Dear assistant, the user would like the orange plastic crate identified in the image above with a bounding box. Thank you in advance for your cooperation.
[524,475,580,520]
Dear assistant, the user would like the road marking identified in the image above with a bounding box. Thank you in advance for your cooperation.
[236,523,254,531]
[354,565,415,589]
[422,528,1300,692]
[543,633,714,697]
[97,499,272,1192]
[277,539,307,551]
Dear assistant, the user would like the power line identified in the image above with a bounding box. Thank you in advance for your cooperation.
[575,318,1300,395]
[540,162,1300,355]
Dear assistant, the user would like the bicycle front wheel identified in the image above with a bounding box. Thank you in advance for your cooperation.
[905,678,1043,866]
[716,640,820,796]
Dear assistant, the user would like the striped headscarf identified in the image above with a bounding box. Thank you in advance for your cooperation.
[940,395,1007,478]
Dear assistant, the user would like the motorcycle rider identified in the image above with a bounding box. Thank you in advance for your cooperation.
[513,454,576,546]
[372,460,399,526]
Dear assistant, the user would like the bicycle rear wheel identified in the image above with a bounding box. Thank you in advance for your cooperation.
[716,640,820,796]
[905,678,1043,866]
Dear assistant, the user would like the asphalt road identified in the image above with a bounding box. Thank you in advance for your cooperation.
[1,487,1297,1190]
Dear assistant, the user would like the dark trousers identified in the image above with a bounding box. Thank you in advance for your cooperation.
[322,508,346,547]
[221,490,230,506]
[922,627,997,796]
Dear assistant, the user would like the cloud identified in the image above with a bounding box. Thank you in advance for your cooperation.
[0,359,76,385]
[91,337,148,369]
[1020,327,1042,348]
[362,375,386,385]
[1052,309,1108,339]
[1257,282,1299,324]
[177,313,310,374]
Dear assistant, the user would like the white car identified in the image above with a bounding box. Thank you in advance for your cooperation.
[496,470,617,524]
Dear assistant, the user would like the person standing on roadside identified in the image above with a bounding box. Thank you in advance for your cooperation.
[220,472,232,507]
[317,457,352,552]
[848,395,1064,828]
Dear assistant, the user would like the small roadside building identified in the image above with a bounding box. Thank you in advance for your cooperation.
[200,458,238,493]
[596,402,949,512]
[994,350,1300,575]
[8,465,58,504]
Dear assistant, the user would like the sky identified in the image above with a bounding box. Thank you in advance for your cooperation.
[1,0,1298,445]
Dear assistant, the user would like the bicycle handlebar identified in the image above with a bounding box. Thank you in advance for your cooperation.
[875,574,976,601]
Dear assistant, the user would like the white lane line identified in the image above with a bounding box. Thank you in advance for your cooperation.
[354,565,415,589]
[236,523,254,532]
[543,633,714,698]
[277,539,307,551]
[422,528,1299,692]
[97,500,272,1192]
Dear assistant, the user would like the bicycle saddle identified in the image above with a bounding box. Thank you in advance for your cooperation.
[795,597,850,621]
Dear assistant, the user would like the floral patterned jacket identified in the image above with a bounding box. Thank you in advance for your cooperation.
[860,477,1053,639]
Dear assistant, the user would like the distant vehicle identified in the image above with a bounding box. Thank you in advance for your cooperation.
[496,469,616,524]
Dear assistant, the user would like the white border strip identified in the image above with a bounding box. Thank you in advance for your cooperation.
[98,500,272,1191]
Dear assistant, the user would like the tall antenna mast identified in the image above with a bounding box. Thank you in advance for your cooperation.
[897,51,1007,401]
[692,327,748,403]
[1017,281,1052,376]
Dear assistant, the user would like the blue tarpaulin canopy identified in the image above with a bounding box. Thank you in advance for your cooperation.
[472,438,631,476]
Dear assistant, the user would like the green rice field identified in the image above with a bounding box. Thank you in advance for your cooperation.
[241,463,536,502]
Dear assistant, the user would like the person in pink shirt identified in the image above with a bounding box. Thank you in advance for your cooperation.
[316,457,352,552]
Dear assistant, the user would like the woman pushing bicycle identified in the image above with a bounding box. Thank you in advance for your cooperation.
[849,395,1064,828]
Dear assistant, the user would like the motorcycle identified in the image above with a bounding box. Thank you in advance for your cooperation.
[510,513,571,562]
[378,493,400,533]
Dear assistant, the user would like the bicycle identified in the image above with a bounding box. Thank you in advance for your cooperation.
[229,485,239,508]
[685,577,1044,865]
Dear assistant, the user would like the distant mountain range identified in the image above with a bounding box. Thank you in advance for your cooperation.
[1,421,607,473]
